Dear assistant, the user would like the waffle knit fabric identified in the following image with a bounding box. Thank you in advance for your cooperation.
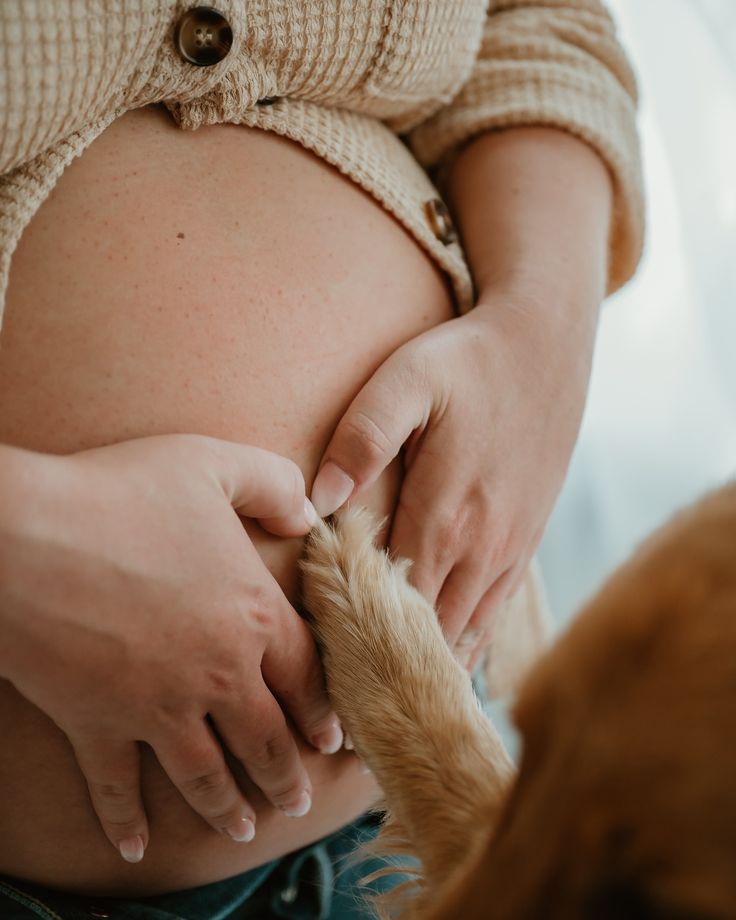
[0,0,644,333]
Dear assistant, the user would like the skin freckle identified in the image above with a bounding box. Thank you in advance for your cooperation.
[177,232,185,240]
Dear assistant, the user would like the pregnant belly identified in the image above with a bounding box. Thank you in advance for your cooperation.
[0,105,455,895]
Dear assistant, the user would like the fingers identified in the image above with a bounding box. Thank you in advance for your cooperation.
[390,492,483,638]
[464,568,517,673]
[261,609,343,755]
[435,561,494,647]
[72,738,149,863]
[389,449,521,656]
[389,509,447,609]
[212,691,313,818]
[388,444,474,610]
[311,353,429,517]
[463,537,544,671]
[153,723,257,843]
[202,438,317,536]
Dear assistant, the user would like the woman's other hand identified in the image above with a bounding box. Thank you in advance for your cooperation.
[310,301,593,667]
[0,435,341,862]
[312,128,612,671]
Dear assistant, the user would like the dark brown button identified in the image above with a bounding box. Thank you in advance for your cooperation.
[424,198,457,245]
[175,7,233,67]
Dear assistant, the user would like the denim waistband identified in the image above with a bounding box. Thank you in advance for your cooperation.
[0,812,404,920]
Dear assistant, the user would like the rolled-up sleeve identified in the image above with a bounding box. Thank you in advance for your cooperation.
[405,0,644,293]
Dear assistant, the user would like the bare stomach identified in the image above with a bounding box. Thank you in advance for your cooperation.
[0,105,455,895]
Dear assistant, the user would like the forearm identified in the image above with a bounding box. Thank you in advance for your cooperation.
[447,126,613,350]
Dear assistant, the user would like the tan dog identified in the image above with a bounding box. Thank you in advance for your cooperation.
[301,482,736,919]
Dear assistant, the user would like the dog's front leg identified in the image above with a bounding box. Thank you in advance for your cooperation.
[301,508,513,884]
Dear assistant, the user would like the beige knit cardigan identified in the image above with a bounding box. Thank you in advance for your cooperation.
[0,0,644,331]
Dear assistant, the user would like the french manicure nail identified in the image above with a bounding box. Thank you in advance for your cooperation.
[311,463,354,517]
[343,733,354,751]
[304,497,319,527]
[118,835,145,864]
[312,720,344,755]
[282,790,312,818]
[224,817,256,843]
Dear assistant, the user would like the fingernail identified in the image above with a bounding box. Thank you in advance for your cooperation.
[118,835,145,864]
[224,817,256,843]
[311,463,354,517]
[343,732,354,751]
[359,761,372,776]
[453,628,479,669]
[304,497,319,528]
[282,790,312,818]
[312,720,343,755]
[453,645,469,668]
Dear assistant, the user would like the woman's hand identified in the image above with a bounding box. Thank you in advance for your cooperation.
[311,296,595,668]
[312,127,613,668]
[0,435,341,863]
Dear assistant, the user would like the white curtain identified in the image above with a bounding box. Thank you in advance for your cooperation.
[538,0,736,626]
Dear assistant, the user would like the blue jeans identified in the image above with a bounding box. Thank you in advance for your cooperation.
[0,813,407,920]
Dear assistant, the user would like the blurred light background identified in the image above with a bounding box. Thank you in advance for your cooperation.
[538,0,736,627]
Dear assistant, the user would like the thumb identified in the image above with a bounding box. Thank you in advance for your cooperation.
[311,354,429,517]
[204,438,317,537]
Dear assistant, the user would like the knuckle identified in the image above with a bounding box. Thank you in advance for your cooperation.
[292,695,331,739]
[203,804,242,827]
[432,513,466,561]
[341,412,393,468]
[285,461,306,509]
[202,663,247,701]
[90,780,137,805]
[180,770,229,801]
[102,815,144,835]
[267,782,304,805]
[89,781,142,828]
[245,585,276,634]
[247,733,293,774]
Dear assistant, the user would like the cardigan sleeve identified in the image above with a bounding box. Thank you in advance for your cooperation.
[404,0,645,294]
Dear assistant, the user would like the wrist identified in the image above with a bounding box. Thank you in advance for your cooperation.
[468,287,598,395]
[472,282,599,344]
[0,445,71,677]
[0,444,68,540]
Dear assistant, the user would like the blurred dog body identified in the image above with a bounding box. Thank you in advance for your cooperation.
[302,483,736,919]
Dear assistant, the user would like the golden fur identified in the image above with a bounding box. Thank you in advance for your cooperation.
[301,509,514,915]
[301,483,736,919]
